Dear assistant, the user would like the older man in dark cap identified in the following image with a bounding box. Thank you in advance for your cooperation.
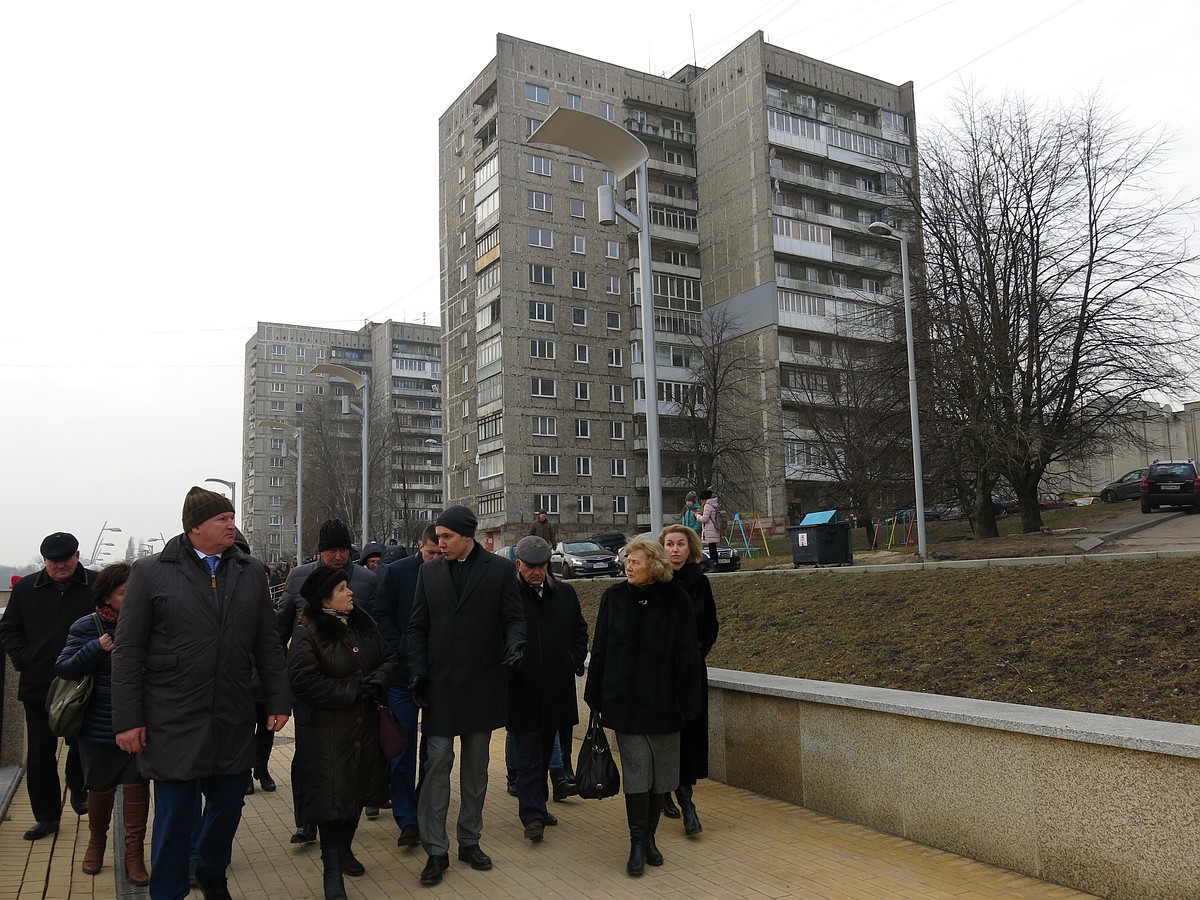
[0,531,96,838]
[506,536,588,844]
[112,485,290,900]
[405,505,526,886]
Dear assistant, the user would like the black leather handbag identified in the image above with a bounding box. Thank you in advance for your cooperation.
[575,710,620,799]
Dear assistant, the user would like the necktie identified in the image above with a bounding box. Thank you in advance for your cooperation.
[203,555,220,577]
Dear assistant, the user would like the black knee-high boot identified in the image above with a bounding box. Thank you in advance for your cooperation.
[342,816,364,877]
[624,792,649,876]
[645,794,664,866]
[318,821,348,900]
[677,783,702,835]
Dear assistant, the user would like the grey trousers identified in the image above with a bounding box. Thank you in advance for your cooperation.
[418,731,492,856]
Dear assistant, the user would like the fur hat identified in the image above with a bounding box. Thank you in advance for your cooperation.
[182,486,235,533]
[317,518,353,552]
[435,505,477,537]
[300,564,347,611]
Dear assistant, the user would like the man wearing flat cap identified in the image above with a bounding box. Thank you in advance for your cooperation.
[405,505,526,886]
[111,486,291,900]
[505,535,588,844]
[275,515,376,842]
[0,531,96,839]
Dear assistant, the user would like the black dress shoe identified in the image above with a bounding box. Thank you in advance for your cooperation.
[290,823,317,844]
[397,824,421,847]
[661,794,681,818]
[544,813,558,826]
[258,774,277,792]
[23,820,59,841]
[194,866,233,900]
[364,806,380,819]
[457,844,492,870]
[71,791,89,816]
[343,848,365,877]
[245,775,255,795]
[419,853,449,886]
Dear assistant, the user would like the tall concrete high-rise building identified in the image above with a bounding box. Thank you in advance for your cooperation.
[241,320,443,562]
[439,32,918,547]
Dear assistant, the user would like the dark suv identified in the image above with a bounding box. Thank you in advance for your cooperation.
[1140,461,1200,513]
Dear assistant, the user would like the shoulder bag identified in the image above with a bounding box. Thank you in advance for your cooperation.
[46,613,104,738]
[575,709,620,799]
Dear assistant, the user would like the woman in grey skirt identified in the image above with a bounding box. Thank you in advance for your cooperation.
[584,535,703,876]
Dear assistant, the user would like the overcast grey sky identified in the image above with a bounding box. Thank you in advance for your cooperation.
[2,0,1196,566]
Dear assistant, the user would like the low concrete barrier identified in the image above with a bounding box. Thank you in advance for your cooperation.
[706,668,1200,899]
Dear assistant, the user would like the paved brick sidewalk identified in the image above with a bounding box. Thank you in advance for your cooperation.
[1,730,1092,898]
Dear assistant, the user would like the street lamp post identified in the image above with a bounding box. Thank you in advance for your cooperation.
[205,478,237,517]
[529,108,663,533]
[867,221,927,560]
[310,363,370,547]
[261,420,304,564]
[89,522,122,566]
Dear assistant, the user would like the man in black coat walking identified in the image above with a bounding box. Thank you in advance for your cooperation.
[506,536,588,844]
[0,532,95,839]
[405,506,525,886]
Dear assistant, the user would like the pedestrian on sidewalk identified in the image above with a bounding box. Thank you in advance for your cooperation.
[54,562,150,883]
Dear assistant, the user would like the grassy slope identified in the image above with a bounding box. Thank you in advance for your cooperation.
[571,558,1200,726]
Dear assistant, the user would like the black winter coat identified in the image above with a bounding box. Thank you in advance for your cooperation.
[54,612,116,744]
[673,562,719,782]
[370,554,426,686]
[406,546,526,736]
[111,533,291,781]
[0,564,95,702]
[506,575,588,733]
[289,605,396,824]
[584,578,703,735]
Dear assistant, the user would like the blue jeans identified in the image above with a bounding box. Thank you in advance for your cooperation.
[386,685,420,829]
[149,774,246,900]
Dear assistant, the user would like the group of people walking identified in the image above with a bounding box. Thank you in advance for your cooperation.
[1,486,722,898]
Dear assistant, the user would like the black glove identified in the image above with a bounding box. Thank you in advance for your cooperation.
[408,675,429,710]
[357,675,385,705]
[502,641,525,668]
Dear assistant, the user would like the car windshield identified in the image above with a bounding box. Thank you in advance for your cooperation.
[564,542,604,553]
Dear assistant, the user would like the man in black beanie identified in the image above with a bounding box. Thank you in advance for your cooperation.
[276,516,375,842]
[405,506,526,886]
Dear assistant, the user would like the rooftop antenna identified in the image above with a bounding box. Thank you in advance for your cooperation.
[690,14,697,70]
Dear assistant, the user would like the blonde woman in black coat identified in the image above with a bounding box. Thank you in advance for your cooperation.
[660,525,719,835]
[289,565,396,900]
[584,535,703,877]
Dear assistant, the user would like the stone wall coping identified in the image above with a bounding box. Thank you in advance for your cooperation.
[708,667,1200,759]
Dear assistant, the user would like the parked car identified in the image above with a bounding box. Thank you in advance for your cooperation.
[1140,460,1200,513]
[549,541,622,579]
[1038,493,1076,509]
[894,507,942,523]
[588,532,628,554]
[1100,468,1147,503]
[700,539,741,572]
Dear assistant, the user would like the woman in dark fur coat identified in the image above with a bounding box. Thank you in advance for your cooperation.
[289,565,396,900]
[659,525,719,835]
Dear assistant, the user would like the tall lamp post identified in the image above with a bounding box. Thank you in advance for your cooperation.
[867,221,927,560]
[310,363,370,547]
[529,108,663,532]
[205,477,237,518]
[261,420,304,564]
[89,522,122,566]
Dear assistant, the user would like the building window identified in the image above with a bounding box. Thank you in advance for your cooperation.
[271,382,285,393]
[529,264,554,285]
[607,347,623,367]
[525,83,549,105]
[536,494,560,515]
[532,377,556,398]
[270,437,285,450]
[526,117,544,137]
[527,190,552,212]
[272,344,286,356]
[611,421,625,440]
[608,384,624,403]
[528,227,553,248]
[605,240,619,259]
[578,495,594,514]
[576,419,591,439]
[526,154,552,176]
[611,458,627,477]
[270,400,285,411]
[269,475,285,487]
[600,101,614,122]
[529,300,554,322]
[270,457,284,469]
[272,363,285,374]
[568,163,584,183]
[270,495,283,507]
[606,276,621,296]
[571,234,586,254]
[665,250,689,266]
[269,515,283,526]
[570,198,585,219]
[613,495,628,514]
[571,270,587,290]
[461,399,470,418]
[566,93,582,110]
[576,457,592,477]
[532,415,556,436]
[602,170,615,186]
[533,455,559,476]
[572,307,587,326]
[574,381,590,401]
[530,339,556,359]
[574,343,589,363]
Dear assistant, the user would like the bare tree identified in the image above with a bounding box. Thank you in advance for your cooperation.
[909,90,1197,535]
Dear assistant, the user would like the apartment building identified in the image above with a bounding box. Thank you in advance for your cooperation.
[241,320,443,561]
[439,32,917,546]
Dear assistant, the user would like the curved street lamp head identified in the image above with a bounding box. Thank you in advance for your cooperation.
[527,108,648,182]
[205,477,235,492]
[309,363,367,392]
[867,221,894,237]
[259,419,300,436]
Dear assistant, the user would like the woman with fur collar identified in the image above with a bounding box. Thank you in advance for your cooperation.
[288,565,396,900]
